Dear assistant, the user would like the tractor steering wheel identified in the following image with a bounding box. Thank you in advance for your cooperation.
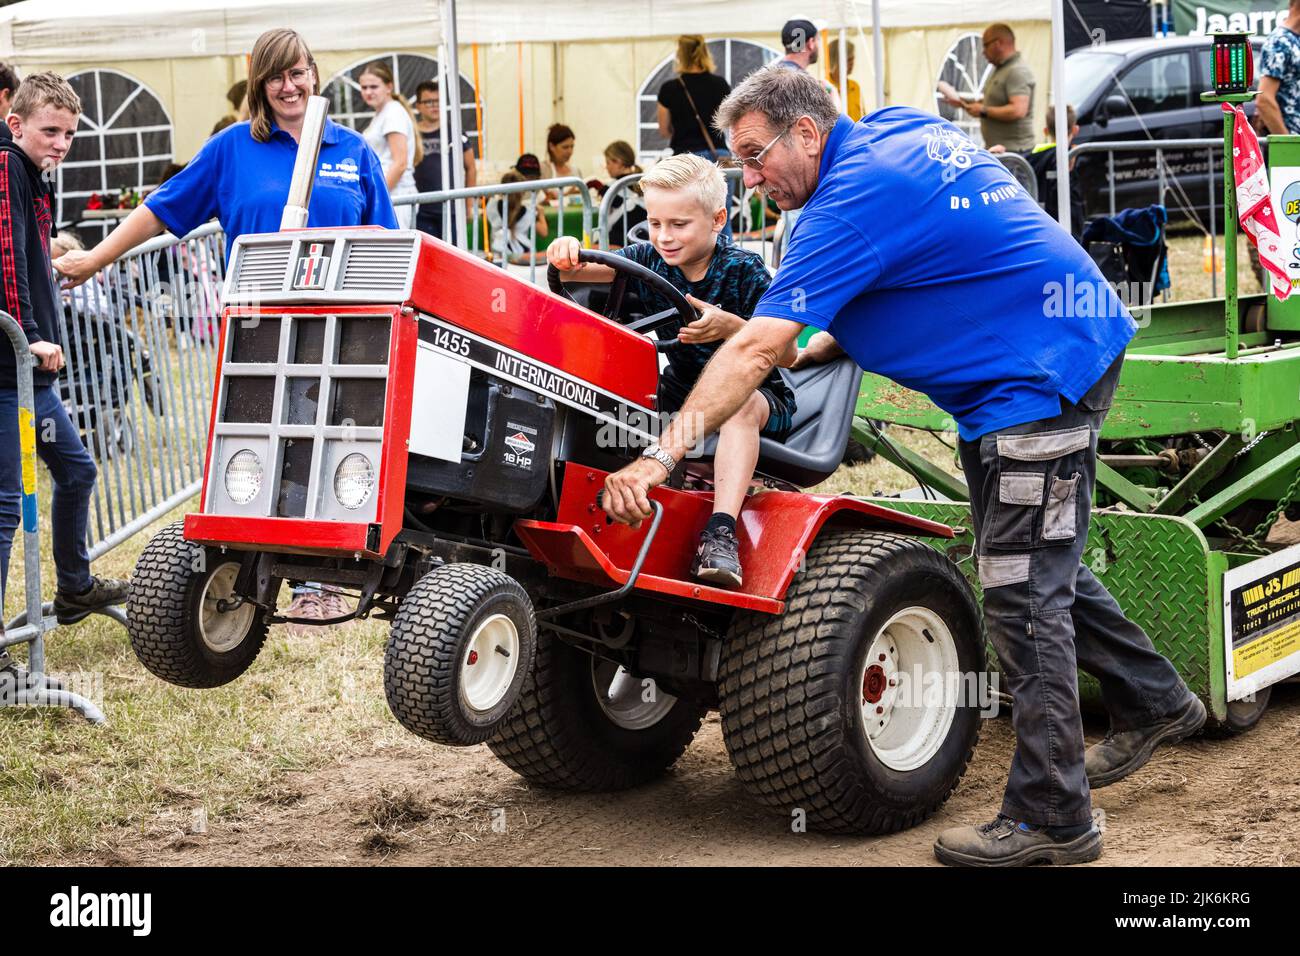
[547,248,697,349]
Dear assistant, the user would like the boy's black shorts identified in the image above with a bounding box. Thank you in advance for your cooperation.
[657,367,794,442]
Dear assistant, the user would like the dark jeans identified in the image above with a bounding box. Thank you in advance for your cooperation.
[0,385,97,604]
[416,205,445,242]
[957,357,1195,827]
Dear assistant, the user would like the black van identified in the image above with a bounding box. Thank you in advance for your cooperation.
[1067,35,1264,221]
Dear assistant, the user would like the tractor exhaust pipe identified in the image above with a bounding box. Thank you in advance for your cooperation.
[280,95,330,231]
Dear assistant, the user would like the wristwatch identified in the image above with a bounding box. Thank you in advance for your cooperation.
[640,444,678,477]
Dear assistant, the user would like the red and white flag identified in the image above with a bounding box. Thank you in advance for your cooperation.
[1223,103,1291,300]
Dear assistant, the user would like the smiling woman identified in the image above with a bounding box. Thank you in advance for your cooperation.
[52,27,397,284]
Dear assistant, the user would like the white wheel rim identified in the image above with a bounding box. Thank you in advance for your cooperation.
[859,606,960,772]
[199,562,256,653]
[592,660,677,730]
[460,613,520,712]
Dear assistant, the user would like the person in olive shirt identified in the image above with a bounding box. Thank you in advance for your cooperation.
[964,23,1036,152]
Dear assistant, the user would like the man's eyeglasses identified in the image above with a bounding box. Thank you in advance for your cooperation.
[722,123,795,171]
[266,67,313,91]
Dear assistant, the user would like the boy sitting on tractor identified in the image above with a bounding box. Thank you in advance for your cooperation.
[547,154,796,588]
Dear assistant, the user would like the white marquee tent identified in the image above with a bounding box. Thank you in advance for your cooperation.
[1,0,1072,228]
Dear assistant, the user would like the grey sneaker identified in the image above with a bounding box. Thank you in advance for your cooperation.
[691,526,743,588]
[53,575,130,625]
[934,815,1102,867]
[1085,695,1207,789]
[317,589,352,620]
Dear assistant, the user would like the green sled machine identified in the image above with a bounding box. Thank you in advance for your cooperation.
[856,32,1300,734]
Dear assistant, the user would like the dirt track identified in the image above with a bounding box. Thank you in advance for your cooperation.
[67,522,1300,867]
[81,684,1300,867]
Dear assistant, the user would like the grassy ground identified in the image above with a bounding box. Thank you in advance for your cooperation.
[1163,227,1264,303]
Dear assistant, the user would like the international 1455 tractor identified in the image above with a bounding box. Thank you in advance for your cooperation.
[126,101,987,835]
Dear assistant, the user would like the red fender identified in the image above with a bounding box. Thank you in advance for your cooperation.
[515,466,955,614]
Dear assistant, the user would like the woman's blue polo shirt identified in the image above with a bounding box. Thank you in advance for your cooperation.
[146,118,397,258]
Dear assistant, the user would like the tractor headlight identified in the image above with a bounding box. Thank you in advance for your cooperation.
[333,453,375,510]
[224,449,263,505]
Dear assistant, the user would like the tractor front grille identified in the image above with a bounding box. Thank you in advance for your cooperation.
[225,232,418,304]
[207,312,392,522]
[232,241,293,293]
[340,239,416,293]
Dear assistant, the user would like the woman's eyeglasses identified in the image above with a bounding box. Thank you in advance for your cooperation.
[266,68,313,91]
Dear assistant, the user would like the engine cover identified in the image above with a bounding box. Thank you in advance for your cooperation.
[406,373,555,511]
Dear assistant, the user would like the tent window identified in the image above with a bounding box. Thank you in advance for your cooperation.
[324,53,480,158]
[636,39,780,160]
[57,69,174,242]
[936,33,991,145]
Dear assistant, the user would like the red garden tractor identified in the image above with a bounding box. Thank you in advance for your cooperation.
[125,225,988,835]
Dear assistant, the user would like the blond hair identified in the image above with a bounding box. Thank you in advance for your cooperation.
[675,35,715,74]
[639,154,726,216]
[10,72,81,119]
[247,28,319,143]
[360,60,424,165]
[52,231,84,256]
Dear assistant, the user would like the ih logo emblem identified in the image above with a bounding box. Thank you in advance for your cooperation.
[294,241,332,290]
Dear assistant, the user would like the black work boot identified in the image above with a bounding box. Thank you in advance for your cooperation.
[691,525,743,588]
[934,815,1102,867]
[53,575,130,625]
[1085,694,1207,789]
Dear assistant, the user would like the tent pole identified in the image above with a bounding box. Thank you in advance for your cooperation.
[837,28,849,115]
[871,0,885,109]
[517,42,525,156]
[1051,0,1070,234]
[442,0,467,246]
[436,45,451,243]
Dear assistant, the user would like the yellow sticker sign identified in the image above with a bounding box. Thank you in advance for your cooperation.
[1234,618,1300,679]
[18,406,36,495]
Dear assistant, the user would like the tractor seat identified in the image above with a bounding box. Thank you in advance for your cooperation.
[692,355,863,488]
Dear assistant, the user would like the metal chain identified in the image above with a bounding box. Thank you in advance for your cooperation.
[1236,429,1271,459]
[1204,465,1300,554]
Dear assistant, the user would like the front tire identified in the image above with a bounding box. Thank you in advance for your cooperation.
[488,626,708,791]
[384,564,537,747]
[127,522,268,688]
[718,529,985,834]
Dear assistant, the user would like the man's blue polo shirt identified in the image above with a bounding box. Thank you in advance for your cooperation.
[146,118,397,257]
[754,109,1135,440]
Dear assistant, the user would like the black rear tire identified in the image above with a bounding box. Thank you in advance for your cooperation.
[718,529,984,835]
[127,522,268,688]
[488,626,707,791]
[385,564,536,747]
[1205,685,1272,738]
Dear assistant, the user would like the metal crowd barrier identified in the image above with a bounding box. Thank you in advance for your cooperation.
[59,222,226,562]
[1068,136,1273,298]
[996,152,1038,202]
[394,176,595,284]
[1,310,106,722]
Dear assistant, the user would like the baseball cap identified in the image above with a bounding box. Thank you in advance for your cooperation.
[781,18,825,52]
[514,153,541,177]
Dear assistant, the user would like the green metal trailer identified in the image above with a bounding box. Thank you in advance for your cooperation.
[854,58,1300,732]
